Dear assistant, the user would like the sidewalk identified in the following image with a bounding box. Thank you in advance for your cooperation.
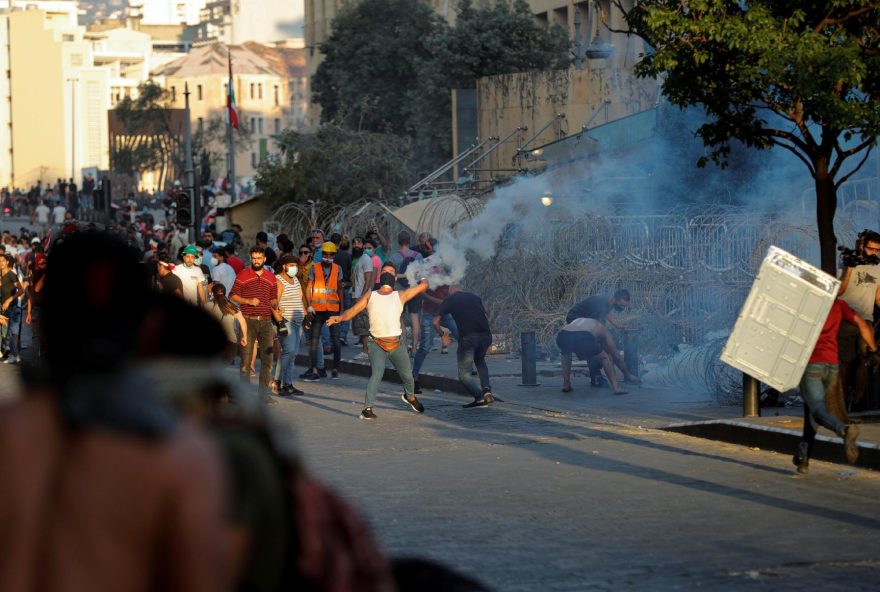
[307,340,880,471]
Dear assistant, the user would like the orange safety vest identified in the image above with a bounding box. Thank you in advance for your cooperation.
[310,263,341,312]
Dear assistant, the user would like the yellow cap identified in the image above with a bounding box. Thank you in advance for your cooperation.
[321,241,337,254]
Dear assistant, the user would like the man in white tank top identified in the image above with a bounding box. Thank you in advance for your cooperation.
[328,262,429,419]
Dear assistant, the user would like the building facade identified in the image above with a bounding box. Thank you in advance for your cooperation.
[128,0,207,26]
[197,0,304,45]
[151,41,307,189]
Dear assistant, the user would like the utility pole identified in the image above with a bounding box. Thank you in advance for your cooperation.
[67,78,79,187]
[183,83,196,240]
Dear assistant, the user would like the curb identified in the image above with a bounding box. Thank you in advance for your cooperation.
[662,420,880,471]
[295,353,471,396]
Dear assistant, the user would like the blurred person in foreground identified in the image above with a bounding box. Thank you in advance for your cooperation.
[0,232,227,592]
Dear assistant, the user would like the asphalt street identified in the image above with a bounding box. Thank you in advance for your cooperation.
[3,357,879,590]
[265,371,880,591]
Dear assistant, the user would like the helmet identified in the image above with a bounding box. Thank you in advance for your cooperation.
[321,241,337,255]
[182,244,199,256]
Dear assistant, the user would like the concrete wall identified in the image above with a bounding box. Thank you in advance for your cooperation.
[227,196,273,244]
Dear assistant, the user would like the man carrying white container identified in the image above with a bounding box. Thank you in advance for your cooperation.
[794,298,876,474]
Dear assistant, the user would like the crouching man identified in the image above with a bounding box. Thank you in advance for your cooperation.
[557,317,639,396]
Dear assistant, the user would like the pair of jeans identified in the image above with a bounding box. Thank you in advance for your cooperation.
[340,287,352,340]
[1,305,21,357]
[240,317,275,395]
[799,362,847,459]
[309,311,340,371]
[365,340,415,407]
[274,320,303,386]
[457,332,492,398]
[412,312,438,377]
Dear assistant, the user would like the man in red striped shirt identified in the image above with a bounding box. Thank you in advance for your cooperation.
[231,246,278,398]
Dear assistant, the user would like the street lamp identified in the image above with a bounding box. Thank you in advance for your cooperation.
[541,190,554,207]
[66,77,79,186]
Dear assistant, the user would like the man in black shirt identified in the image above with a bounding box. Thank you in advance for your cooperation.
[566,289,631,387]
[433,286,494,408]
[157,254,184,297]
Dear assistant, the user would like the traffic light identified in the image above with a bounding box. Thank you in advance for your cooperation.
[175,189,192,226]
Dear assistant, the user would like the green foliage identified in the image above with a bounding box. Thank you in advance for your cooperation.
[110,81,173,178]
[619,0,880,271]
[255,126,413,207]
[313,0,569,174]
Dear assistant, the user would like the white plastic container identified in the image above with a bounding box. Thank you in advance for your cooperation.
[720,246,839,392]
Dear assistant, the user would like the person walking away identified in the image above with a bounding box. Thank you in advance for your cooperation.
[557,318,638,395]
[274,255,306,396]
[207,282,248,363]
[433,286,495,408]
[327,262,427,419]
[0,254,24,364]
[793,298,873,473]
[230,246,279,399]
[172,244,207,306]
[302,242,343,381]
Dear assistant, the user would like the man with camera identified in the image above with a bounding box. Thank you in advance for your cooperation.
[838,230,880,410]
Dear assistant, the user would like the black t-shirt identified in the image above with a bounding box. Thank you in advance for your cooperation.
[437,291,490,337]
[567,294,610,323]
[159,272,183,295]
[0,271,21,303]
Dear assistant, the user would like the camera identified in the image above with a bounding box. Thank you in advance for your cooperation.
[839,229,880,267]
[273,317,289,337]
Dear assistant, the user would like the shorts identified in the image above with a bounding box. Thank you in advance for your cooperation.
[405,295,423,315]
[556,330,602,360]
[352,310,370,337]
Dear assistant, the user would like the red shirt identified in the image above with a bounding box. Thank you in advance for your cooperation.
[231,267,277,318]
[227,255,245,274]
[810,299,857,364]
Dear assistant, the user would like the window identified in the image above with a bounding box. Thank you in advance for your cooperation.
[274,118,280,134]
[274,85,279,105]
[250,83,254,99]
[197,117,204,133]
[257,118,263,135]
[224,82,228,96]
[171,86,177,102]
[251,152,257,167]
[62,34,74,42]
[249,116,256,131]
[70,54,83,66]
[197,84,203,100]
[258,83,262,100]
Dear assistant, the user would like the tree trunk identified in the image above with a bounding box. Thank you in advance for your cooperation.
[814,160,837,275]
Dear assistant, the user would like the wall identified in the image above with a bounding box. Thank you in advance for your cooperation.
[473,64,657,178]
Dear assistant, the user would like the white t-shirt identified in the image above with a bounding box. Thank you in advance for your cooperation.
[840,264,880,321]
[212,262,237,294]
[35,205,51,224]
[172,263,206,305]
[366,291,403,338]
[353,254,374,298]
[52,205,66,224]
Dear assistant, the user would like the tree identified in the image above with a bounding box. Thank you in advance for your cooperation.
[254,126,412,207]
[616,1,880,273]
[109,82,179,189]
[313,0,569,175]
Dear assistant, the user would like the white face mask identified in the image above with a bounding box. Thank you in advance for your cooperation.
[287,265,298,276]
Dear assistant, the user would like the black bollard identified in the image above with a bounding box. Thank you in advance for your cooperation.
[742,373,760,418]
[519,332,540,386]
[623,330,640,378]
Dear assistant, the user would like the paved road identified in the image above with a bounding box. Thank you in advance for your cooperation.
[265,372,880,591]
[3,359,878,590]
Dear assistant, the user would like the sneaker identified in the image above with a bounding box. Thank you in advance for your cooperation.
[317,368,328,378]
[339,337,348,347]
[791,443,810,475]
[413,381,422,394]
[282,385,305,396]
[302,371,320,382]
[299,370,312,379]
[463,396,492,409]
[844,424,860,464]
[354,352,369,360]
[331,369,339,380]
[359,407,377,420]
[440,346,448,354]
[590,376,609,388]
[271,380,281,394]
[401,394,424,413]
[3,356,19,365]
